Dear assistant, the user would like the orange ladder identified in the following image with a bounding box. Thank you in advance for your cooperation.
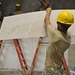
[29,37,42,75]
[62,56,71,75]
[13,37,42,75]
[13,39,28,75]
[14,37,42,75]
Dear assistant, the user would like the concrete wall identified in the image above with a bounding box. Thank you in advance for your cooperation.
[0,0,75,16]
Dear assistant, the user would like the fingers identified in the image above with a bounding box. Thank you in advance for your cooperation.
[46,7,52,11]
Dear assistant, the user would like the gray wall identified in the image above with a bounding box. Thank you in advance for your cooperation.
[0,0,75,16]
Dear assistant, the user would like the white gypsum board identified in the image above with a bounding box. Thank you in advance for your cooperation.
[0,11,46,40]
[0,10,75,40]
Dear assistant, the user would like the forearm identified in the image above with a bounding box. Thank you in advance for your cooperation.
[44,13,51,27]
[44,7,52,27]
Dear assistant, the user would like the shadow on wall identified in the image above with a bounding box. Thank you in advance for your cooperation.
[0,0,75,16]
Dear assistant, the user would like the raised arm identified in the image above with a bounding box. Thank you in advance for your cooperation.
[44,7,52,27]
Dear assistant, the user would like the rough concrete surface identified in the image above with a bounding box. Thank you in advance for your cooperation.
[0,70,42,75]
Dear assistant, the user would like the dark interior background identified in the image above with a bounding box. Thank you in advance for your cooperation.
[0,0,75,16]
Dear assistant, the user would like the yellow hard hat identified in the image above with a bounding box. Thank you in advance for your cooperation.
[16,3,20,7]
[56,10,74,25]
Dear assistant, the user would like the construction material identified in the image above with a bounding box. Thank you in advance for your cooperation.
[0,10,75,40]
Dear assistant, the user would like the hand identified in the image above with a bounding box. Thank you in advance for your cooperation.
[46,7,52,15]
[39,0,50,7]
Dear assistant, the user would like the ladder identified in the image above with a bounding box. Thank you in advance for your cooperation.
[62,56,71,75]
[14,37,42,75]
[0,38,70,75]
[13,39,28,75]
[0,37,42,75]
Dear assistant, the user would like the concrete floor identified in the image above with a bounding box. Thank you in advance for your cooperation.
[0,70,42,75]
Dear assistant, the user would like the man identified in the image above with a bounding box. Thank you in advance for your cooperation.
[11,3,23,15]
[43,7,74,75]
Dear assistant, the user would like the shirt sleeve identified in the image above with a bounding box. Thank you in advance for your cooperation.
[46,25,60,43]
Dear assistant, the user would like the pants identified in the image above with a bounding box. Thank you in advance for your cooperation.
[42,67,67,75]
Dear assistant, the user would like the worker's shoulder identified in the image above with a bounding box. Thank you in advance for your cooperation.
[47,25,57,31]
[12,10,24,15]
[47,25,61,36]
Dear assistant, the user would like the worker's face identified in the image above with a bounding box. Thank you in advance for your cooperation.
[16,6,21,11]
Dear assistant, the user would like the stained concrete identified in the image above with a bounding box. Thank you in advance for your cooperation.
[0,70,23,75]
[0,70,42,75]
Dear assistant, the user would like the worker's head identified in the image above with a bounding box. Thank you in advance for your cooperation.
[15,3,21,11]
[56,10,74,33]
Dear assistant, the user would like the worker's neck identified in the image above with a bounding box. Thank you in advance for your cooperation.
[58,29,67,34]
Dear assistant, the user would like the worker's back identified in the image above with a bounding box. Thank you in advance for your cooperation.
[45,25,71,70]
